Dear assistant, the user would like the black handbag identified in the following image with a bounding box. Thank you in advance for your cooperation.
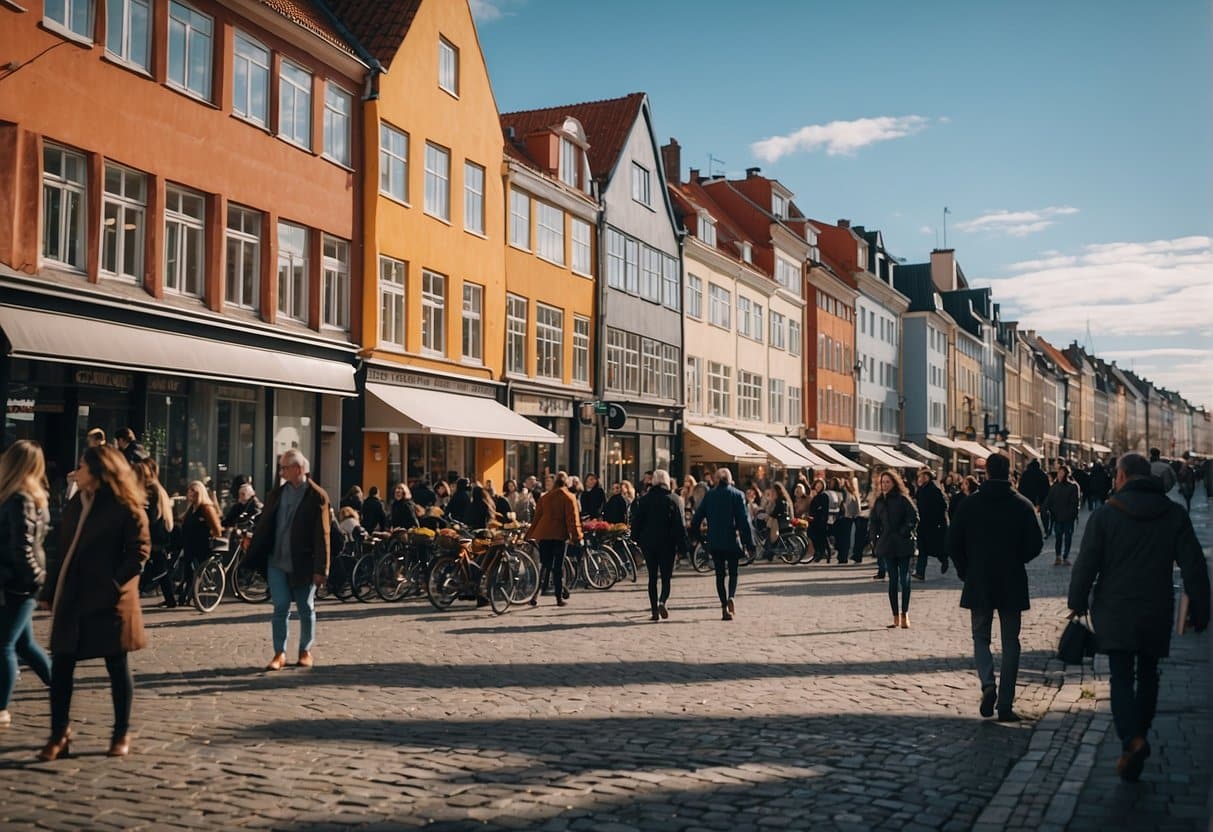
[1058,615,1096,664]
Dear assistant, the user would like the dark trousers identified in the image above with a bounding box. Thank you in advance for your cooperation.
[538,540,566,599]
[914,547,948,578]
[50,652,133,739]
[645,550,675,612]
[834,517,854,562]
[971,608,1021,711]
[1054,520,1075,560]
[887,556,911,614]
[852,517,869,564]
[1107,651,1160,750]
[1040,509,1053,537]
[711,549,740,605]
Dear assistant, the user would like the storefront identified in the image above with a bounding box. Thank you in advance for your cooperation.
[682,424,767,487]
[604,405,681,487]
[506,390,589,483]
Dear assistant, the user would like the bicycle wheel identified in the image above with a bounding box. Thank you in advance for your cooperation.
[233,555,270,603]
[487,554,513,615]
[375,555,408,601]
[776,537,800,565]
[504,546,540,604]
[691,542,713,573]
[427,555,462,610]
[740,547,756,567]
[607,541,638,583]
[583,547,618,590]
[192,558,226,613]
[561,553,578,592]
[351,554,377,602]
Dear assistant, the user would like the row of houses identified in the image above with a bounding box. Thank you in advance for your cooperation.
[1,0,1206,505]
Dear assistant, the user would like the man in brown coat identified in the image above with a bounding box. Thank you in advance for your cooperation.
[528,471,582,607]
[247,449,330,670]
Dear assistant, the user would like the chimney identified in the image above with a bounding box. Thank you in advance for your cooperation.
[661,138,681,186]
[930,249,957,292]
[837,219,850,229]
[746,166,761,178]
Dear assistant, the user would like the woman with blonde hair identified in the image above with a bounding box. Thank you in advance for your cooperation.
[133,459,176,607]
[179,480,222,605]
[0,440,54,729]
[39,445,150,760]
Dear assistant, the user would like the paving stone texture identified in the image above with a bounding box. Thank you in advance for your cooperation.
[2,489,1209,830]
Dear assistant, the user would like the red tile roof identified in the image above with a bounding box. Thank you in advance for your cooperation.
[668,180,768,276]
[501,93,646,181]
[325,0,422,69]
[1036,336,1079,375]
[257,0,360,57]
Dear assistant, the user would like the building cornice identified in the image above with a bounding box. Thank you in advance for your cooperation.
[505,159,598,220]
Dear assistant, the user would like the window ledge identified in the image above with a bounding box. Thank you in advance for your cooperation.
[163,81,218,109]
[507,242,531,254]
[100,52,152,78]
[2,0,28,12]
[40,19,93,47]
[275,133,314,154]
[536,254,565,269]
[322,155,355,173]
[464,228,488,240]
[423,212,451,227]
[379,192,412,209]
[232,112,272,134]
[571,269,593,280]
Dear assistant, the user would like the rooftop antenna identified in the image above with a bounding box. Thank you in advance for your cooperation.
[942,206,951,248]
[708,154,726,177]
[1084,319,1095,353]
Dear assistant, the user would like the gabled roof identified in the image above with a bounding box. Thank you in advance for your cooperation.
[1037,337,1079,375]
[500,94,646,182]
[668,181,764,274]
[257,0,362,58]
[893,263,938,313]
[324,0,422,69]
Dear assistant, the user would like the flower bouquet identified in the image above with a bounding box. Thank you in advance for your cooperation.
[792,518,808,529]
[583,519,611,532]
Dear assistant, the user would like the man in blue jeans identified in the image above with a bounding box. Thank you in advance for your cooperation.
[690,468,755,621]
[1069,453,1209,782]
[246,449,331,671]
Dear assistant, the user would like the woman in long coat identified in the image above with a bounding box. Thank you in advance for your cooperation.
[38,445,149,760]
[870,470,920,629]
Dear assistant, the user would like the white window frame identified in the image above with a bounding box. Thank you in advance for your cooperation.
[772,192,787,219]
[738,371,762,421]
[559,138,581,190]
[536,201,564,265]
[686,274,703,319]
[573,316,590,385]
[641,246,661,302]
[789,320,802,356]
[509,187,530,250]
[424,142,451,222]
[379,123,409,203]
[631,162,651,206]
[737,296,754,339]
[709,284,731,329]
[708,361,731,418]
[506,294,527,375]
[662,254,679,310]
[323,83,353,166]
[661,343,679,400]
[641,338,660,396]
[438,36,459,96]
[378,256,406,349]
[769,378,785,424]
[167,1,213,101]
[605,328,625,393]
[232,32,269,126]
[463,161,485,235]
[278,59,312,149]
[421,270,446,355]
[461,281,483,364]
[686,355,703,415]
[276,221,308,322]
[770,311,786,350]
[100,163,146,282]
[605,228,625,288]
[789,386,802,425]
[697,214,716,246]
[623,332,640,394]
[321,234,350,330]
[624,238,640,294]
[45,0,94,41]
[163,185,205,298]
[571,218,592,276]
[536,304,563,380]
[106,0,150,69]
[224,204,260,311]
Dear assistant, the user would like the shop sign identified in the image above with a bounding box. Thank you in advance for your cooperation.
[367,367,496,399]
[514,394,573,418]
[148,376,187,395]
[5,399,64,415]
[74,369,132,390]
[215,384,258,401]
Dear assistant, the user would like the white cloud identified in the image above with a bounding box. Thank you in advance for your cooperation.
[954,206,1079,237]
[919,225,935,235]
[750,115,929,162]
[469,0,505,22]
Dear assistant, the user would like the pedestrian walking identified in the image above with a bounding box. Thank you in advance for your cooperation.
[1087,462,1109,511]
[245,450,330,671]
[1018,458,1049,516]
[1148,448,1176,493]
[1067,452,1210,782]
[1043,464,1081,565]
[360,486,387,533]
[0,441,54,731]
[629,469,690,621]
[38,445,150,760]
[835,479,860,564]
[1176,452,1196,513]
[690,468,755,621]
[807,479,831,563]
[114,428,148,467]
[527,471,582,607]
[912,468,949,580]
[949,452,1044,722]
[869,470,919,629]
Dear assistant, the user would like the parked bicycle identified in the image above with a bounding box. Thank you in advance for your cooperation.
[191,522,269,612]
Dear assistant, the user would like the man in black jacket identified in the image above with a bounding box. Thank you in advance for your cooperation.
[1068,453,1209,782]
[629,469,690,621]
[913,469,949,580]
[1017,458,1050,527]
[949,452,1044,722]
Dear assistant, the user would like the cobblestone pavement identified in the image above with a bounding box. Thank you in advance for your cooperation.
[2,491,1209,831]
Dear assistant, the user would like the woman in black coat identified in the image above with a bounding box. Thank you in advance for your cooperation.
[807,479,831,563]
[912,469,949,580]
[387,484,418,530]
[579,474,607,519]
[603,481,631,524]
[869,470,920,629]
[445,479,472,525]
[465,486,500,531]
[628,472,690,621]
[360,486,387,533]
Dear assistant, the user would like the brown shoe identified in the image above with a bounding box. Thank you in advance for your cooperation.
[721,603,733,621]
[900,614,910,629]
[297,650,314,668]
[37,728,71,762]
[726,598,736,617]
[107,735,131,757]
[265,652,287,671]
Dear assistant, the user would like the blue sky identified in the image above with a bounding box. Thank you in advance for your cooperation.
[474,0,1212,408]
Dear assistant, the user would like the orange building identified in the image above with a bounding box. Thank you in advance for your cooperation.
[805,254,859,443]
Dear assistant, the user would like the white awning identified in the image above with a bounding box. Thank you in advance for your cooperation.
[806,442,866,472]
[954,440,992,460]
[1019,442,1042,459]
[365,383,561,443]
[902,441,943,462]
[737,431,816,467]
[684,425,767,463]
[882,445,926,468]
[0,305,355,395]
[859,444,920,468]
[1091,442,1113,454]
[927,434,961,450]
[772,437,835,469]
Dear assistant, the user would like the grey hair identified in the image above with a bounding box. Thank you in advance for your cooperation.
[715,467,733,485]
[652,469,671,488]
[281,448,310,474]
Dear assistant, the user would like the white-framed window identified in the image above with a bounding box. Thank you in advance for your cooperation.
[536,202,564,265]
[623,332,640,394]
[641,338,660,396]
[662,343,679,400]
[605,228,625,289]
[421,270,446,354]
[573,316,590,384]
[379,124,408,202]
[321,235,349,329]
[461,281,483,363]
[224,204,260,310]
[536,304,563,380]
[740,242,752,263]
[709,284,731,329]
[164,185,205,297]
[738,371,762,421]
[276,221,308,321]
[438,36,459,95]
[323,84,353,166]
[232,32,269,125]
[559,138,581,190]
[685,356,703,415]
[686,274,703,319]
[769,311,786,349]
[789,320,802,356]
[662,254,679,310]
[278,60,312,148]
[769,379,785,424]
[776,256,800,294]
[708,361,731,418]
[46,0,95,39]
[772,192,787,219]
[605,328,624,392]
[697,214,716,246]
[506,294,527,375]
[379,256,406,348]
[167,1,212,100]
[100,163,146,282]
[571,218,592,276]
[463,161,485,235]
[737,296,754,339]
[508,188,530,249]
[106,0,150,69]
[624,238,640,294]
[631,162,651,206]
[789,386,802,424]
[641,246,661,302]
[424,142,450,221]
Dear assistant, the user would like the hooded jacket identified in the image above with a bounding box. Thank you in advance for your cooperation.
[948,479,1043,611]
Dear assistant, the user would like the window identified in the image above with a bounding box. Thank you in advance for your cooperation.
[224,205,260,310]
[662,344,679,400]
[606,228,625,288]
[107,0,150,69]
[789,386,802,425]
[424,143,450,221]
[769,379,785,424]
[536,304,563,379]
[101,164,146,282]
[278,60,312,148]
[421,271,446,354]
[772,192,787,218]
[789,320,802,356]
[276,221,307,321]
[571,218,592,276]
[379,256,406,348]
[379,124,408,202]
[506,294,527,374]
[509,188,530,249]
[321,235,349,329]
[164,186,205,297]
[623,333,640,394]
[573,316,590,384]
[641,338,660,396]
[753,303,764,343]
[708,362,731,418]
[631,162,651,206]
[709,284,731,329]
[770,311,786,350]
[738,372,762,421]
[460,282,483,362]
[624,238,640,294]
[46,0,94,40]
[737,296,753,339]
[817,334,826,368]
[559,138,581,190]
[697,215,716,246]
[776,257,800,294]
[686,356,703,415]
[641,246,661,302]
[463,161,485,234]
[232,32,269,125]
[662,254,679,310]
[536,202,564,265]
[168,2,212,100]
[438,37,459,95]
[323,84,353,166]
[686,274,703,319]
[740,242,752,263]
[605,328,624,392]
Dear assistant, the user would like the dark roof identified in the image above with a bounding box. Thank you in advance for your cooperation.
[893,263,937,313]
[257,0,361,57]
[941,292,981,338]
[500,94,647,182]
[324,0,422,69]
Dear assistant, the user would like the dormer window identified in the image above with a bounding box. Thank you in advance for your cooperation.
[697,214,717,246]
[559,137,580,190]
[772,192,787,218]
[857,243,867,270]
[740,242,752,263]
